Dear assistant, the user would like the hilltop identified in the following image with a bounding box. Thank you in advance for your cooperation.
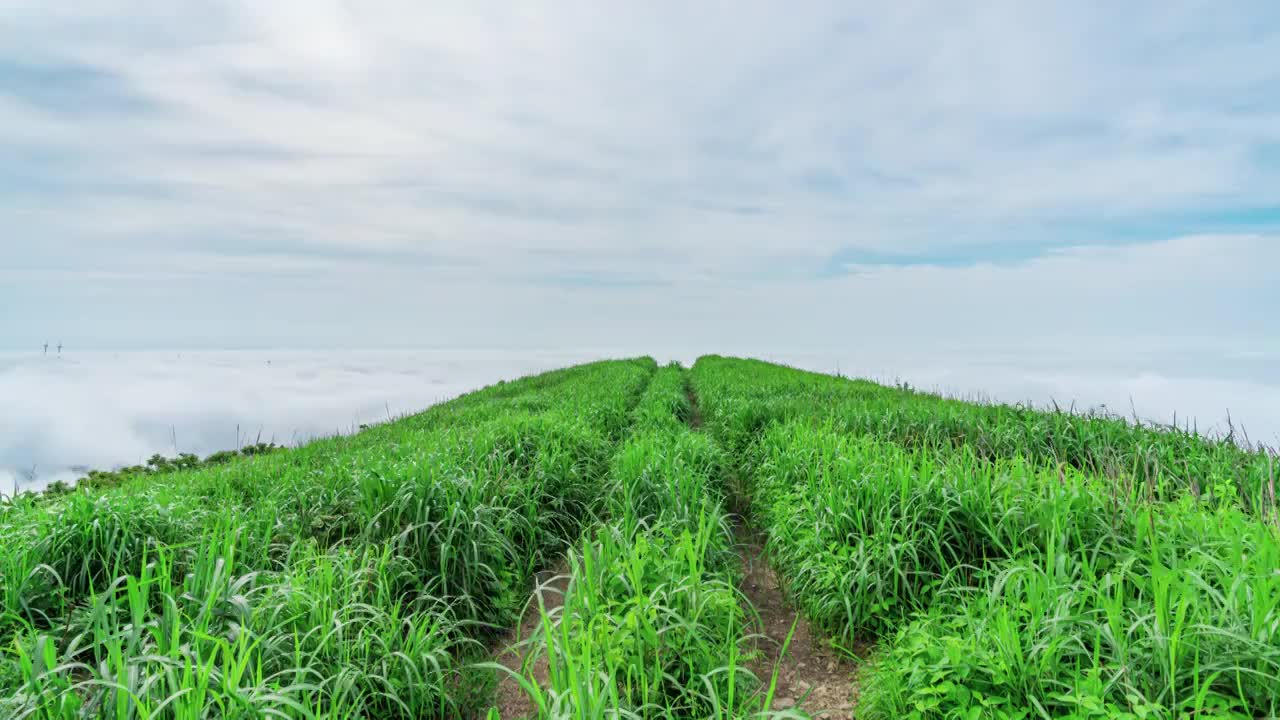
[1,356,1276,719]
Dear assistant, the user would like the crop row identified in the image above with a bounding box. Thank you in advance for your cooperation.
[0,358,656,718]
[501,365,776,719]
[694,356,1277,513]
[692,356,1280,719]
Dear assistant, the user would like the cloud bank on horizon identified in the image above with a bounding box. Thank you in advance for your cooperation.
[3,347,1278,495]
[0,1,1277,351]
[0,349,606,492]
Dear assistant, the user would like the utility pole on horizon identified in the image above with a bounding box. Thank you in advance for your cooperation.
[43,341,48,356]
[57,342,62,356]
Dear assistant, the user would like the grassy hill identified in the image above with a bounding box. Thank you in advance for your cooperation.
[1,356,1275,719]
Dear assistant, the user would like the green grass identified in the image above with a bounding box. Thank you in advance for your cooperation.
[2,355,1276,719]
[491,365,776,718]
[692,356,1280,719]
[694,356,1278,513]
[0,358,655,718]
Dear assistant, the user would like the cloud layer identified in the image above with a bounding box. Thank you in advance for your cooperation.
[2,1,1278,350]
[0,349,611,492]
[1,3,1277,457]
[4,346,1277,495]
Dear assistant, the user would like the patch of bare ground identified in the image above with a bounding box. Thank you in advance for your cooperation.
[687,379,866,719]
[736,523,867,719]
[491,560,570,719]
[686,385,703,429]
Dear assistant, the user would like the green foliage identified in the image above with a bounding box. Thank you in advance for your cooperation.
[7,353,1275,718]
[497,365,792,719]
[691,355,1280,720]
[0,358,657,717]
[693,355,1278,513]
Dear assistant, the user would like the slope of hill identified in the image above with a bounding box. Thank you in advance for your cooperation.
[1,356,1275,719]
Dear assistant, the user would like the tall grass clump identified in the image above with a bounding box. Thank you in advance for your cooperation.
[692,355,1280,719]
[0,358,657,717]
[744,423,1122,641]
[858,499,1280,718]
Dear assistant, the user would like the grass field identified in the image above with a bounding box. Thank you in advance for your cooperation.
[1,356,1276,719]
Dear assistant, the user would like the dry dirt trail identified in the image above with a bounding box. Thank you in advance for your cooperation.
[687,383,864,719]
[734,523,863,718]
[491,561,570,719]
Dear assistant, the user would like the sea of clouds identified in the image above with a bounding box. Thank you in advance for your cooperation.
[0,349,613,493]
[3,345,1277,494]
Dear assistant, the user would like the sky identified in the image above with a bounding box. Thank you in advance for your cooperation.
[1,3,1279,479]
[0,0,1276,351]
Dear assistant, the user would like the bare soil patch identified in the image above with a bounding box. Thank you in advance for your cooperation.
[491,561,570,719]
[736,524,867,719]
[686,385,703,429]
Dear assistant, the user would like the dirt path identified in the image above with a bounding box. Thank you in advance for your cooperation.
[491,373,865,718]
[491,561,570,719]
[735,523,864,718]
[685,384,703,429]
[688,378,863,717]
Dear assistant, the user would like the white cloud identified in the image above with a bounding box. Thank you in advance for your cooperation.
[0,348,613,492]
[0,0,1276,446]
[2,231,1273,353]
[4,341,1277,496]
[3,1,1278,280]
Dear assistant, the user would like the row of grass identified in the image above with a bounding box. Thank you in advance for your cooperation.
[692,356,1280,719]
[0,358,657,718]
[696,357,1277,514]
[32,443,283,499]
[500,365,781,719]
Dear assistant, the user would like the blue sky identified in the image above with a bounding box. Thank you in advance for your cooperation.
[1,1,1279,351]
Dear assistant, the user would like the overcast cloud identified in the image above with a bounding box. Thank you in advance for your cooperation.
[2,1,1277,348]
[1,3,1278,483]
